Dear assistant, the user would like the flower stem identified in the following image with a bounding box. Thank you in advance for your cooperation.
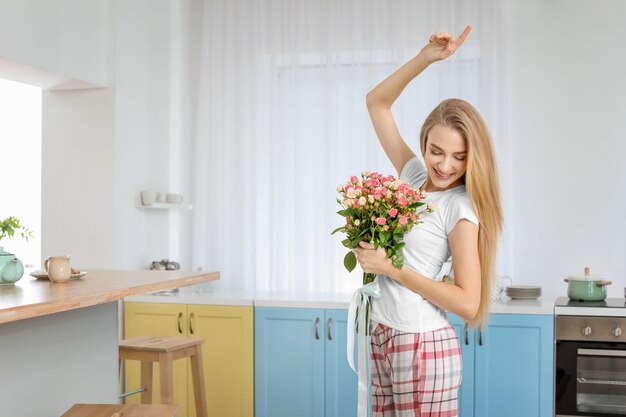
[363,272,376,285]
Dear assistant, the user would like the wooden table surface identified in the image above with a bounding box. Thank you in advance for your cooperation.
[0,269,219,324]
[61,403,179,417]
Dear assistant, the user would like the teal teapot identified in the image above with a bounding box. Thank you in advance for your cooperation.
[0,247,24,284]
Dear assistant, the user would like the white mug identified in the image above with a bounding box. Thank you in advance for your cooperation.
[166,193,183,204]
[141,190,156,205]
[44,255,71,283]
[490,275,512,303]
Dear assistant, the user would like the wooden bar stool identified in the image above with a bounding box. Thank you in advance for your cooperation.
[61,404,179,417]
[119,336,207,417]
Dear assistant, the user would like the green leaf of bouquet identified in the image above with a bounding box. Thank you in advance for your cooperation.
[330,226,344,235]
[350,236,362,247]
[341,238,351,248]
[395,242,406,250]
[393,254,405,269]
[344,251,357,272]
[337,209,350,217]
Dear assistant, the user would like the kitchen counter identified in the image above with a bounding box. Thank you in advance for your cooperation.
[0,269,220,324]
[0,269,219,417]
[126,285,557,315]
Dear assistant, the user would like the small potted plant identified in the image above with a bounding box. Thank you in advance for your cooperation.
[0,216,34,285]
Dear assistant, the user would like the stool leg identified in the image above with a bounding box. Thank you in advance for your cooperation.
[140,361,153,404]
[190,346,208,417]
[159,352,175,405]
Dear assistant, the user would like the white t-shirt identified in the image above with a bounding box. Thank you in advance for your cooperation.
[370,156,479,333]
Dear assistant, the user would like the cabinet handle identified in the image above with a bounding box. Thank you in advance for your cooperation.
[327,318,333,341]
[189,312,195,334]
[463,322,469,345]
[478,329,484,346]
[178,312,184,334]
[315,317,320,340]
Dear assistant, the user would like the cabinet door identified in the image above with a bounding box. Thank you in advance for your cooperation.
[123,302,190,417]
[448,313,475,417]
[255,307,325,417]
[324,309,358,417]
[187,305,254,417]
[474,314,553,417]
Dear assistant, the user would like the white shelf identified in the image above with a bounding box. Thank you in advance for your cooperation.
[135,193,193,210]
[136,202,193,210]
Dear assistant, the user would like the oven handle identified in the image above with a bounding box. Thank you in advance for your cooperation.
[578,348,626,357]
[577,377,626,386]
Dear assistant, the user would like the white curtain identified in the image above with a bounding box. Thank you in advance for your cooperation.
[191,0,510,293]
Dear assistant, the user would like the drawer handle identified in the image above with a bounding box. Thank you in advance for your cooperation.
[327,318,333,341]
[315,317,320,340]
[189,312,195,334]
[478,329,484,346]
[178,312,184,334]
[463,322,469,345]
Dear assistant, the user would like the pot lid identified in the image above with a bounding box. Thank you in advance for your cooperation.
[0,247,15,256]
[568,266,606,281]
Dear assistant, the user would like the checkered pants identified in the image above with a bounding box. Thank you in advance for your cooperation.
[370,322,462,417]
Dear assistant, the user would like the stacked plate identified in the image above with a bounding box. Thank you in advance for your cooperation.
[506,285,542,300]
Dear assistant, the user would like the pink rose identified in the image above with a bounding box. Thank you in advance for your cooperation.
[399,216,408,226]
[376,217,387,225]
[350,175,358,184]
[389,208,398,218]
[398,196,408,207]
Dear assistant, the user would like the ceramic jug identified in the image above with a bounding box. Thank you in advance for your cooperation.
[44,255,71,283]
[0,247,25,285]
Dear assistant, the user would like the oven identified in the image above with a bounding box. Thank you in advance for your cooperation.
[555,298,626,417]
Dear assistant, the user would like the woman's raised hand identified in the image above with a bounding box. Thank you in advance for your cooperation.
[420,25,472,64]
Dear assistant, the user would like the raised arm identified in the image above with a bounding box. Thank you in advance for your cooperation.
[366,25,472,176]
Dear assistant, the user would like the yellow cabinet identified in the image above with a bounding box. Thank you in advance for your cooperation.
[124,302,254,417]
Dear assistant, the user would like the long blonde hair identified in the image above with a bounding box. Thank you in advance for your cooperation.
[420,98,503,328]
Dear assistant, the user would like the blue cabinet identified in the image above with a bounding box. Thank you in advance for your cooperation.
[255,307,358,417]
[449,313,554,417]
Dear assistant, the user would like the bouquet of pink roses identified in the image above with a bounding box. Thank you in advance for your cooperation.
[332,171,432,285]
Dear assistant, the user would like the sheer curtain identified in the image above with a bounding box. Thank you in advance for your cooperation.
[191,0,510,293]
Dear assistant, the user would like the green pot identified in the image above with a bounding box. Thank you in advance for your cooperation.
[565,272,612,301]
[0,247,24,285]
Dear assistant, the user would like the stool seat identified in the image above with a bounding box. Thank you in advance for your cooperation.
[61,403,179,417]
[120,336,207,417]
[120,336,203,352]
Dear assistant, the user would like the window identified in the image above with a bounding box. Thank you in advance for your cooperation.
[0,78,42,270]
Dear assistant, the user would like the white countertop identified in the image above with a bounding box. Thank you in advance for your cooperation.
[125,285,557,315]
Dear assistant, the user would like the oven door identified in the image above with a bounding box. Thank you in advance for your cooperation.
[556,340,626,416]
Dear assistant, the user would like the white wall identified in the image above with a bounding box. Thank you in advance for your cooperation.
[114,0,196,270]
[1,0,197,271]
[42,88,116,268]
[0,0,112,87]
[506,0,626,297]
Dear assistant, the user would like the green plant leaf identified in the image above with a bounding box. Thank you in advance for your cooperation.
[344,251,357,272]
[330,226,344,235]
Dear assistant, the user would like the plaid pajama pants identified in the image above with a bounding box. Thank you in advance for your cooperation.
[370,322,462,417]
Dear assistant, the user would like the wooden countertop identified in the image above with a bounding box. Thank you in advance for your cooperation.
[0,269,219,324]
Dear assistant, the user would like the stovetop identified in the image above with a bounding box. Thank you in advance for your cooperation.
[555,297,626,317]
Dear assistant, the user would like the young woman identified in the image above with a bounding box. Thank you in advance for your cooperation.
[352,25,503,416]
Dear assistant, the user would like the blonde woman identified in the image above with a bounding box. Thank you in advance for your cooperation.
[352,25,503,416]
